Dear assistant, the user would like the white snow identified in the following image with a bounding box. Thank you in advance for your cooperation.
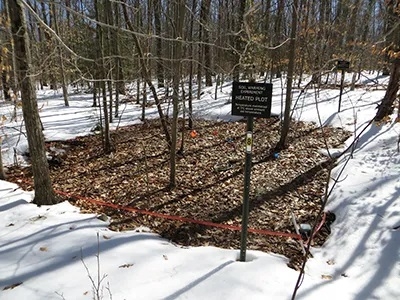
[0,72,399,300]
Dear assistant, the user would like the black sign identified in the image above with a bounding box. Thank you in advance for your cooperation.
[337,60,350,70]
[232,82,272,118]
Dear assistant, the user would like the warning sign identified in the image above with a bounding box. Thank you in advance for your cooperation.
[231,82,272,118]
[337,60,350,70]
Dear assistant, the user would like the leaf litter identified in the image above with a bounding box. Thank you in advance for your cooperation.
[7,117,351,269]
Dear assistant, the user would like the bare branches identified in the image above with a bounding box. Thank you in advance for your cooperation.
[20,0,94,63]
[80,233,112,300]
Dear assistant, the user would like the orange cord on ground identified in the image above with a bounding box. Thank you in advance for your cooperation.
[55,189,303,240]
[16,177,305,240]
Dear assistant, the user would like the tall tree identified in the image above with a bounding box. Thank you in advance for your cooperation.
[169,0,186,189]
[104,0,114,123]
[50,1,69,106]
[112,0,121,117]
[7,0,57,205]
[375,0,400,122]
[122,0,171,146]
[40,0,57,90]
[153,0,164,88]
[197,0,212,89]
[0,138,6,180]
[112,0,124,118]
[94,0,113,153]
[271,0,285,79]
[0,44,12,101]
[187,0,196,129]
[233,0,246,81]
[276,0,299,150]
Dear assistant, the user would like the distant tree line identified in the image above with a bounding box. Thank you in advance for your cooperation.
[0,1,395,98]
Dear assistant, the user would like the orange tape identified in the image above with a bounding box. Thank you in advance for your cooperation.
[56,190,302,240]
[15,177,302,240]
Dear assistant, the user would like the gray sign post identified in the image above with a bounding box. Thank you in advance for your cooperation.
[232,81,272,262]
[337,60,350,112]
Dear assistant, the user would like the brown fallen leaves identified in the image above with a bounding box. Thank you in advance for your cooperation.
[7,118,351,269]
[3,282,23,290]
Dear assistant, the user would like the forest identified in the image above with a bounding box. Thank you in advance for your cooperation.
[1,0,400,276]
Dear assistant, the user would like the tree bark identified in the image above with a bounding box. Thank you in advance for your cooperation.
[51,2,69,106]
[276,0,298,150]
[113,1,123,116]
[105,0,114,123]
[375,59,400,122]
[201,0,212,86]
[169,0,185,189]
[0,138,6,180]
[1,66,11,101]
[8,0,57,205]
[375,0,400,121]
[95,0,113,153]
[233,0,246,81]
[196,0,204,99]
[153,0,165,88]
[188,0,196,129]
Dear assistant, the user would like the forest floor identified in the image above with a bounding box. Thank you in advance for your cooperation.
[7,118,351,268]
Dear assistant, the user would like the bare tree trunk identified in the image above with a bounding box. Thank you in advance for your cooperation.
[8,0,57,205]
[375,0,400,122]
[40,1,57,90]
[51,2,69,106]
[0,45,12,101]
[375,59,400,122]
[188,0,196,129]
[233,0,246,81]
[105,0,114,123]
[169,0,185,189]
[347,0,362,43]
[0,139,6,180]
[153,0,165,88]
[92,80,98,107]
[272,0,284,79]
[122,1,171,146]
[141,81,147,121]
[108,80,113,123]
[95,0,113,153]
[276,0,299,150]
[1,65,11,101]
[196,0,204,99]
[201,0,212,86]
[113,1,122,116]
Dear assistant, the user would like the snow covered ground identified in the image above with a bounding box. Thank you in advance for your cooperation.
[0,73,399,299]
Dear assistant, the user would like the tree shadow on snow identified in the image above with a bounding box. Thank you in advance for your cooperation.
[297,181,400,299]
[162,260,235,300]
[0,212,162,291]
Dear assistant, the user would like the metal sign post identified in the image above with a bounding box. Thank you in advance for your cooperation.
[239,117,253,261]
[231,81,272,262]
[337,60,350,112]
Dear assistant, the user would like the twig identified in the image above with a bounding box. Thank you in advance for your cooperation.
[142,141,150,193]
[80,232,110,300]
[291,164,334,299]
[96,233,101,300]
[55,291,67,300]
[106,282,113,300]
[13,119,26,166]
[291,117,367,299]
[312,85,331,158]
[115,100,129,131]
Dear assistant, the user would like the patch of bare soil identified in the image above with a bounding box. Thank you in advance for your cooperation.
[7,117,351,269]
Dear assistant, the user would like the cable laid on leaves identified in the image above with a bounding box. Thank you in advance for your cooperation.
[55,189,303,240]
